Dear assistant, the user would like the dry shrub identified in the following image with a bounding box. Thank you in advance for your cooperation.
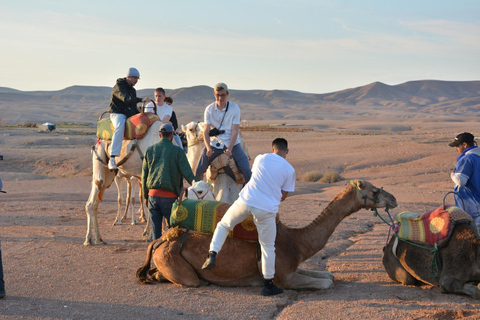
[299,170,323,182]
[319,171,342,183]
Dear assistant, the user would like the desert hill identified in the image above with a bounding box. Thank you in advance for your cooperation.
[0,80,478,125]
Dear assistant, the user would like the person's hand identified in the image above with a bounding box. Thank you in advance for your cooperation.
[224,149,232,158]
[206,149,214,157]
[143,97,151,103]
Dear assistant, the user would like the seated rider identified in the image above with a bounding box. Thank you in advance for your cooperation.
[108,67,150,170]
[194,83,251,183]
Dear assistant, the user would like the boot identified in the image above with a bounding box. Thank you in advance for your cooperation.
[108,157,117,170]
[261,279,283,296]
[201,251,217,270]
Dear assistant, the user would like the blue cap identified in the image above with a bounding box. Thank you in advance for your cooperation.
[160,123,174,133]
[127,67,140,78]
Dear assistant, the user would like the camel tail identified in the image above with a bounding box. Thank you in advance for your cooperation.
[136,238,163,284]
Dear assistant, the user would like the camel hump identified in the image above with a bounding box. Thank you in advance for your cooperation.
[96,113,160,141]
[396,205,475,246]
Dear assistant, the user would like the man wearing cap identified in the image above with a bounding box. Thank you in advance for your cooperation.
[108,67,150,170]
[142,123,197,239]
[449,132,480,230]
[195,83,251,183]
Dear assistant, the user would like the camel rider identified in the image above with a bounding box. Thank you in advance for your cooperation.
[449,132,480,231]
[202,138,295,296]
[194,82,251,183]
[108,67,150,170]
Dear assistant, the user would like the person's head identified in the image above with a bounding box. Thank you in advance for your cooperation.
[164,96,173,106]
[159,123,174,140]
[449,132,476,155]
[272,138,288,158]
[214,82,229,108]
[126,67,140,86]
[154,88,166,105]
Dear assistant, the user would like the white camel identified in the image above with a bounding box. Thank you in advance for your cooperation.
[183,121,249,204]
[84,121,162,246]
[187,180,216,201]
[113,173,146,226]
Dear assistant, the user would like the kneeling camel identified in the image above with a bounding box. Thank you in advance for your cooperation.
[137,180,397,290]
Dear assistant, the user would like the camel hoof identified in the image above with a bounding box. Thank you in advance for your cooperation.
[113,221,122,226]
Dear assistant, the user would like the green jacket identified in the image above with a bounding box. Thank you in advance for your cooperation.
[142,138,196,199]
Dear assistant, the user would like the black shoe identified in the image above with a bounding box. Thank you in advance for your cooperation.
[261,280,284,296]
[201,251,217,270]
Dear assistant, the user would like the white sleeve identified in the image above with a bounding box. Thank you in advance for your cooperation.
[451,172,468,187]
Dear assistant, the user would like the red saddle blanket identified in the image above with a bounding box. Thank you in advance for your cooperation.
[96,112,160,140]
[170,199,278,241]
[396,205,473,245]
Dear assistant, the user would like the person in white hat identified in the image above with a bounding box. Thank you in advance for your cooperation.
[108,67,150,170]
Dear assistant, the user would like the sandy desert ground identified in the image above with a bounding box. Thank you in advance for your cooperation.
[0,117,480,319]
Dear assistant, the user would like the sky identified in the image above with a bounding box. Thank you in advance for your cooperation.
[0,0,479,94]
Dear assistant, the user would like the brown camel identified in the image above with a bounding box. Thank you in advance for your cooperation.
[382,212,480,299]
[137,180,397,290]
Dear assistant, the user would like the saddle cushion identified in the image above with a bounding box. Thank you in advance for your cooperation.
[208,153,245,185]
[96,113,160,140]
[396,205,473,245]
[170,199,261,241]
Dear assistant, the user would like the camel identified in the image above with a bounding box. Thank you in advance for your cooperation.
[112,173,146,226]
[182,121,249,204]
[84,121,162,246]
[187,180,215,201]
[382,208,480,299]
[137,180,397,290]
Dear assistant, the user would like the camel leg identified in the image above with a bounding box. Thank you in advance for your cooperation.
[295,268,334,280]
[153,240,201,287]
[112,175,124,225]
[85,180,107,246]
[138,179,147,223]
[283,270,334,290]
[440,277,480,299]
[382,239,417,285]
[124,177,138,225]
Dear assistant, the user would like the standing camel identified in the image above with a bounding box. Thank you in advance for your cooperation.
[182,121,249,204]
[382,207,480,299]
[84,121,162,246]
[137,180,397,290]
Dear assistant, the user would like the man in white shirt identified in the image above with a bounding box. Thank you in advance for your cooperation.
[202,138,296,296]
[194,83,251,183]
[144,88,183,149]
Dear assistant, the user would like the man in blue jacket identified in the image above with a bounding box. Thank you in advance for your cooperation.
[449,132,480,231]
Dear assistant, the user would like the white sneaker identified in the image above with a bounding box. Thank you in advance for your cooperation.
[108,157,117,170]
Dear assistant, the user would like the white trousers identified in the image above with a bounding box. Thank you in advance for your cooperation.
[110,113,127,157]
[210,198,277,279]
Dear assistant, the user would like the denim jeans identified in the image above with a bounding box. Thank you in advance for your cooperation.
[148,196,177,240]
[110,113,127,156]
[195,143,251,183]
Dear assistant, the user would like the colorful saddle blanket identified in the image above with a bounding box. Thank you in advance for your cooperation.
[96,112,160,140]
[170,199,275,241]
[396,205,474,246]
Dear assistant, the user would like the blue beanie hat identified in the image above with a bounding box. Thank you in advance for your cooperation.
[127,67,140,78]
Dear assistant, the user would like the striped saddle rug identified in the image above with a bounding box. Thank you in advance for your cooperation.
[170,199,277,241]
[396,205,474,246]
[96,112,160,140]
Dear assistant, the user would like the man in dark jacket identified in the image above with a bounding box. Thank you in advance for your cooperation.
[142,123,197,239]
[108,67,150,169]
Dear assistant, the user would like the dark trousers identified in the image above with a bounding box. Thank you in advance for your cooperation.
[148,196,177,240]
[0,244,5,295]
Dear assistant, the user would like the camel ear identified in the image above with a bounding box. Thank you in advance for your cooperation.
[355,180,364,189]
[181,124,186,132]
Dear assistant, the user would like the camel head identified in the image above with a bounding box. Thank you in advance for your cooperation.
[350,179,397,210]
[182,121,204,147]
[188,180,215,201]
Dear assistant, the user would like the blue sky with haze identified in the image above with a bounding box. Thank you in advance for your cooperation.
[1,0,478,93]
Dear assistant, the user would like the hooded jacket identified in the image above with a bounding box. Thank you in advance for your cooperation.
[108,78,142,117]
[451,146,480,216]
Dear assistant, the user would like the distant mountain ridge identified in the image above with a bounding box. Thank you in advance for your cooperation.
[0,80,479,124]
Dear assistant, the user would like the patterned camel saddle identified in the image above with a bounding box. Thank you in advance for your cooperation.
[96,112,160,140]
[208,153,245,185]
[396,205,474,246]
[170,199,278,241]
